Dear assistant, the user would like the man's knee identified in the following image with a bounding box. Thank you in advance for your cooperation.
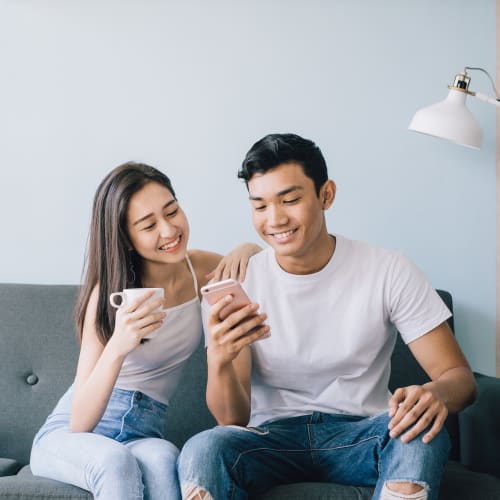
[181,483,214,499]
[180,430,218,466]
[179,427,235,470]
[381,481,428,499]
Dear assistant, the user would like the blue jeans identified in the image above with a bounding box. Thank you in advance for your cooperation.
[31,386,181,500]
[177,412,450,500]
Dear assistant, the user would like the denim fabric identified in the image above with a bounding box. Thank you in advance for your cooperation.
[178,412,450,500]
[31,386,181,500]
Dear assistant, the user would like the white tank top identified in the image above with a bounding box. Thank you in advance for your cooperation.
[115,255,202,405]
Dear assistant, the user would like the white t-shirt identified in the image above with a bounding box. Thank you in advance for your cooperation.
[227,235,451,427]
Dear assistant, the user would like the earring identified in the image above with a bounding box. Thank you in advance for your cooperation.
[128,248,137,284]
[128,261,136,284]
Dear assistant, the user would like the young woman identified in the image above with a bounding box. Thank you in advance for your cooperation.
[30,162,260,500]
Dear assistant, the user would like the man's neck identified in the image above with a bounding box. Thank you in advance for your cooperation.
[275,234,336,275]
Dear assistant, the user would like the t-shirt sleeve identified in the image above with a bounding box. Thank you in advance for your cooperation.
[387,253,452,344]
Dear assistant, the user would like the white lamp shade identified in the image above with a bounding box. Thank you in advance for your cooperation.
[408,88,483,149]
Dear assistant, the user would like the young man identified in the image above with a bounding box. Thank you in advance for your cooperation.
[178,134,477,500]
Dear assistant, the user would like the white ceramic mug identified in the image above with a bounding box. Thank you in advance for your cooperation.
[109,287,165,339]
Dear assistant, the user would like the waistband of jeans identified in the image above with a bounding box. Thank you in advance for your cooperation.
[111,387,168,412]
[262,411,365,426]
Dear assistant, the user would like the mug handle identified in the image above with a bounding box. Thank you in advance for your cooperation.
[109,292,125,308]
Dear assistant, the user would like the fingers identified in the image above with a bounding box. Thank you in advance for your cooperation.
[422,407,447,443]
[235,259,248,282]
[388,386,447,443]
[207,297,270,365]
[207,294,250,324]
[215,260,241,281]
[117,291,167,338]
[208,248,252,283]
[137,318,165,339]
[132,310,167,330]
[209,260,234,283]
[217,311,269,345]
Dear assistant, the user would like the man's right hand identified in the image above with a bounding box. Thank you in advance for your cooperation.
[206,294,270,367]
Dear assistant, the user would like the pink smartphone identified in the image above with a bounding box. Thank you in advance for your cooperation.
[201,279,251,320]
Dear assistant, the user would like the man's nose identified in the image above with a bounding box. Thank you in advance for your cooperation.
[268,205,287,226]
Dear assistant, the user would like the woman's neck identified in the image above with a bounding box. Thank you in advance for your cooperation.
[141,257,197,307]
[141,258,186,289]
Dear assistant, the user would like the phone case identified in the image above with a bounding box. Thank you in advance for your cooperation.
[201,279,251,319]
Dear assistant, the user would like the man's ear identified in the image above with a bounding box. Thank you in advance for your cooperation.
[319,180,336,210]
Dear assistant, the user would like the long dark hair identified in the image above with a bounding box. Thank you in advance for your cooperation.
[75,162,176,344]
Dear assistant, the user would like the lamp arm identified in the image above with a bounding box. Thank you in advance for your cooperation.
[464,66,499,99]
[474,92,500,108]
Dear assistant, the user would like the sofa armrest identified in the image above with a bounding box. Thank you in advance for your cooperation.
[458,372,500,478]
[0,458,22,477]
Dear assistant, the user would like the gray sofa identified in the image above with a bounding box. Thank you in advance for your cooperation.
[1,283,500,499]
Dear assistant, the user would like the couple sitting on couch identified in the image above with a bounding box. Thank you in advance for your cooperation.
[30,133,477,500]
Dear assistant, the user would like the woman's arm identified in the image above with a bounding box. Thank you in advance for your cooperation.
[70,287,166,432]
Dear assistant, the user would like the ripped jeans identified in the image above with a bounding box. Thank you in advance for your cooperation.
[177,411,450,500]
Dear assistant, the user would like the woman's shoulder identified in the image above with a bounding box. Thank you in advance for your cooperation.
[188,249,222,284]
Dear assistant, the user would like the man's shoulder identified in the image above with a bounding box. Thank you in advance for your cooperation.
[242,247,274,289]
[338,235,403,264]
[247,246,274,267]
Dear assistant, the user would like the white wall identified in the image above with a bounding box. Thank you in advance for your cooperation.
[0,0,496,374]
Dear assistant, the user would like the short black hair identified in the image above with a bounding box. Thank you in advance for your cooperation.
[238,133,328,196]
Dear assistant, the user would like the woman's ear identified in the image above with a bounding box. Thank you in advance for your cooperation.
[320,180,336,210]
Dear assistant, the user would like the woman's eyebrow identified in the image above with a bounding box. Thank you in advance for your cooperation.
[132,199,177,226]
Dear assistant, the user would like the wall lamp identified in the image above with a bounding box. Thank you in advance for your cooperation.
[408,67,500,149]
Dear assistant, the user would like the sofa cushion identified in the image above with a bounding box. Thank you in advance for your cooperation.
[3,461,500,500]
[439,461,500,500]
[0,458,22,477]
[254,461,500,500]
[256,482,372,499]
[0,466,91,499]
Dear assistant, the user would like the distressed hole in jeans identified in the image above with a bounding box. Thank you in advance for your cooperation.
[381,482,428,500]
[181,483,214,500]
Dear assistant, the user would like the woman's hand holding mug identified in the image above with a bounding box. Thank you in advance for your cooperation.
[108,288,167,356]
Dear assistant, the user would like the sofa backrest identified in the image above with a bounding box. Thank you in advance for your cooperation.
[0,284,80,465]
[0,284,457,466]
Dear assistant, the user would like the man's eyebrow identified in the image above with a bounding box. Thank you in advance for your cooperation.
[249,185,303,201]
[132,199,177,226]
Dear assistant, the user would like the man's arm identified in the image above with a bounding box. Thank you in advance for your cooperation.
[388,321,477,443]
[205,295,270,426]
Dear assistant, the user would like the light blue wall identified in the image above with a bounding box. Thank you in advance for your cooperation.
[0,0,496,374]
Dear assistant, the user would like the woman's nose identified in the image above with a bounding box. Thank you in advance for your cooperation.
[158,219,176,237]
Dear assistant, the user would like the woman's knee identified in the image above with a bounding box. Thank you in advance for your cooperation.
[89,441,141,478]
[128,438,180,472]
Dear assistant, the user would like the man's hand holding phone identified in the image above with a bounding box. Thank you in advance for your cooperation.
[201,279,270,366]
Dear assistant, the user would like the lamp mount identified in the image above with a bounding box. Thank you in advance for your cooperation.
[449,67,500,102]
